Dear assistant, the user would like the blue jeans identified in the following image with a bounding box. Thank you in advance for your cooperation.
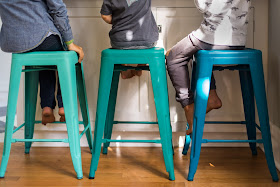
[29,34,64,109]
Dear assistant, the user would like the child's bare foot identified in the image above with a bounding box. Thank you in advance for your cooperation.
[206,89,222,113]
[59,107,65,122]
[42,107,55,125]
[121,70,135,79]
[183,91,222,135]
[184,103,194,135]
[132,70,142,77]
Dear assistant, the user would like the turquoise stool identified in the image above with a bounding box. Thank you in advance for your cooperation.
[0,51,93,179]
[182,49,279,182]
[89,47,175,180]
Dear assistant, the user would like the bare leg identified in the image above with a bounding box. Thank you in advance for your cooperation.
[59,107,65,122]
[206,89,222,113]
[42,107,55,125]
[184,90,222,135]
[121,70,135,79]
[184,103,194,135]
[132,64,147,77]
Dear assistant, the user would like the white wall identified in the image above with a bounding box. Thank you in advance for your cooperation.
[0,20,11,107]
[267,0,280,172]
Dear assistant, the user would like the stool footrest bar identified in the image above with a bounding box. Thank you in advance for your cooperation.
[205,121,246,124]
[79,125,90,139]
[13,123,26,134]
[114,65,150,72]
[212,65,250,72]
[255,123,261,131]
[113,121,158,124]
[202,139,263,143]
[102,139,161,143]
[11,139,69,143]
[34,121,84,124]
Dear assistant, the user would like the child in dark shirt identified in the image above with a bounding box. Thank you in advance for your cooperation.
[101,0,159,79]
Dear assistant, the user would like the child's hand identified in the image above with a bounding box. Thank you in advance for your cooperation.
[67,43,85,63]
[101,14,112,24]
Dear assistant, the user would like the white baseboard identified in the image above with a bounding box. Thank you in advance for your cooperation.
[259,122,280,172]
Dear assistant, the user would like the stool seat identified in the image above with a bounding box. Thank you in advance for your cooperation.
[0,51,93,179]
[12,51,78,66]
[89,47,175,180]
[183,49,279,182]
[102,47,164,58]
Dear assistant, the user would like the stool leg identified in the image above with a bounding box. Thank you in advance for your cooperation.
[249,57,279,182]
[150,59,175,181]
[239,70,257,155]
[183,61,197,155]
[89,60,115,179]
[103,71,120,155]
[182,124,191,155]
[188,63,212,181]
[0,63,22,178]
[76,64,93,153]
[24,71,39,154]
[57,63,83,179]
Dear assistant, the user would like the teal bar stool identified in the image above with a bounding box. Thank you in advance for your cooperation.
[183,49,279,182]
[89,47,175,180]
[0,51,93,179]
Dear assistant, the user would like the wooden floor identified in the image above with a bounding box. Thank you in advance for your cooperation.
[0,144,279,187]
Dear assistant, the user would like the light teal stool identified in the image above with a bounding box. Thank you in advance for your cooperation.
[0,51,93,179]
[89,47,175,180]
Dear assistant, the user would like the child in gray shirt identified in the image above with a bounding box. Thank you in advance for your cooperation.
[101,0,159,79]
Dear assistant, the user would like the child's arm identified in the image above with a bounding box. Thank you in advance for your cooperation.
[101,14,112,24]
[101,0,112,24]
[195,0,214,13]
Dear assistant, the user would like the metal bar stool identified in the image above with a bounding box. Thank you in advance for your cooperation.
[89,47,175,180]
[0,51,93,179]
[182,49,279,182]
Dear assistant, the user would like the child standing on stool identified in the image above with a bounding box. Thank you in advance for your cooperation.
[166,0,251,135]
[101,0,159,79]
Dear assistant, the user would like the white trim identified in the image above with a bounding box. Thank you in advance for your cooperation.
[259,122,280,172]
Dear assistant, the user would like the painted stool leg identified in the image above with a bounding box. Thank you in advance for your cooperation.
[188,62,212,181]
[24,70,39,154]
[89,59,115,179]
[103,71,120,154]
[150,59,175,181]
[58,63,83,179]
[182,124,191,155]
[76,64,93,153]
[182,61,197,155]
[0,63,22,178]
[249,57,279,182]
[239,70,257,155]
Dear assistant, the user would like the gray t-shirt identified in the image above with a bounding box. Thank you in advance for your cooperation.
[101,0,159,48]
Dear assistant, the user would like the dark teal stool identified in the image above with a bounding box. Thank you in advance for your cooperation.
[182,49,279,182]
[0,51,93,179]
[89,47,175,180]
